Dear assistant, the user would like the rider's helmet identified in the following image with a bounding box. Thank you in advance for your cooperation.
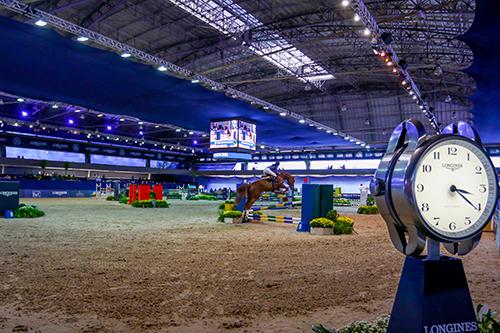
[274,161,280,168]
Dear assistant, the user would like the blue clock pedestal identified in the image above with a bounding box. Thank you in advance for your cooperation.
[388,256,478,333]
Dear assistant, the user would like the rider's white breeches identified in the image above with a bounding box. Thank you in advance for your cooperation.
[263,168,277,178]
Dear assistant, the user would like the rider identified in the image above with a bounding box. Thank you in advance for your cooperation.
[263,162,290,193]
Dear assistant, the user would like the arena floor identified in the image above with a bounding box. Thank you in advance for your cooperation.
[0,199,498,332]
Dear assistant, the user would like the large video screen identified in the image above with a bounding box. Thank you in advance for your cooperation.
[210,120,238,149]
[210,119,257,151]
[237,120,256,150]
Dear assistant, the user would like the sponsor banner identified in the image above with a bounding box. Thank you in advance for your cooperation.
[20,190,94,198]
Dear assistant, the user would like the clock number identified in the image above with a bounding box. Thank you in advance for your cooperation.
[449,222,456,231]
[448,147,458,156]
[467,153,470,161]
[477,203,482,211]
[433,217,440,226]
[465,217,472,225]
[433,151,441,160]
[422,165,432,173]
[479,184,487,193]
[416,184,424,192]
[475,166,483,174]
[421,203,429,212]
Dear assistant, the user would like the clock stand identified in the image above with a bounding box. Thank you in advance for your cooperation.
[387,241,477,333]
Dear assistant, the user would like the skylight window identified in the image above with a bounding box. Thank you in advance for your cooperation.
[168,0,334,85]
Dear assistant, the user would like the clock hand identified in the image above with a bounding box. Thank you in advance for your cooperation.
[450,185,479,211]
[455,188,472,195]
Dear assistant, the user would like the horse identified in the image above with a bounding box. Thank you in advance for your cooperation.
[235,172,295,222]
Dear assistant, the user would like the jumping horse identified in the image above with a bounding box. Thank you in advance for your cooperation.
[235,172,295,222]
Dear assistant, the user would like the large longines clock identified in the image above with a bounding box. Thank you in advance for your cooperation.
[370,119,498,333]
[370,119,498,257]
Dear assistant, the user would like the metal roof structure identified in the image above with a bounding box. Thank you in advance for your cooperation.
[0,0,475,147]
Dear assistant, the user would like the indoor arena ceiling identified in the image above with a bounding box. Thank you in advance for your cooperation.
[0,0,481,147]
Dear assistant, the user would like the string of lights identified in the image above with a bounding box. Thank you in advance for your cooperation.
[341,0,440,133]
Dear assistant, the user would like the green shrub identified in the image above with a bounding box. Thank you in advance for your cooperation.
[223,210,242,218]
[333,198,351,206]
[339,315,389,333]
[14,205,45,218]
[218,202,226,210]
[477,304,500,333]
[132,200,169,208]
[167,192,182,200]
[357,205,379,214]
[225,200,235,204]
[187,194,217,201]
[366,195,375,206]
[325,209,338,222]
[310,217,335,228]
[119,196,128,204]
[334,216,354,235]
[150,191,157,199]
[106,195,115,201]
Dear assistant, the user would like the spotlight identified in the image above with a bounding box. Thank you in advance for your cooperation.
[52,104,59,109]
[392,68,397,74]
[409,90,414,95]
[412,95,417,100]
[35,20,47,27]
[138,121,144,125]
[158,66,167,72]
[433,64,443,76]
[354,14,360,22]
[191,78,200,83]
[263,106,270,110]
[380,51,386,57]
[299,119,305,124]
[202,134,207,137]
[21,111,28,117]
[176,128,181,132]
[341,0,349,7]
[119,118,125,122]
[193,140,198,145]
[188,131,194,135]
[155,125,160,128]
[77,36,89,42]
[260,145,265,149]
[279,112,286,116]
[402,80,407,85]
[387,61,393,66]
[106,125,112,130]
[363,28,371,36]
[74,109,81,113]
[121,53,131,58]
[97,114,104,117]
[139,131,144,135]
[17,98,25,102]
[68,119,74,125]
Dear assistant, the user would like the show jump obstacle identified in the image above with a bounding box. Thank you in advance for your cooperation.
[128,184,163,204]
[239,184,333,231]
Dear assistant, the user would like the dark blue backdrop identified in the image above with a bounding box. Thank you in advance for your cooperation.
[461,1,500,143]
[0,15,352,148]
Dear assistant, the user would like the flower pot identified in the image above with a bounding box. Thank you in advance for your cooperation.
[310,227,334,235]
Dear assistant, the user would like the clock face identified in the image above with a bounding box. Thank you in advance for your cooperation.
[413,137,498,240]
